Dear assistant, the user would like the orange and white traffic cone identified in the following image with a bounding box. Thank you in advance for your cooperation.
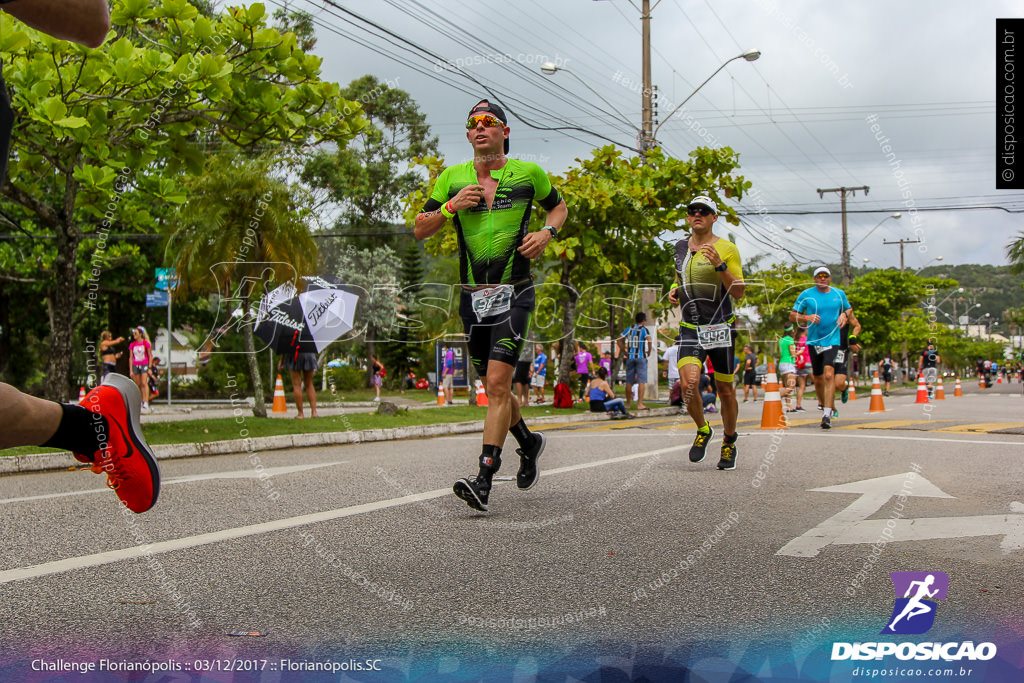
[78,386,86,401]
[868,371,886,413]
[914,375,930,404]
[272,374,288,413]
[848,382,857,401]
[954,377,963,397]
[997,373,1003,384]
[475,379,489,407]
[759,363,787,430]
[935,376,946,400]
[979,374,986,389]
[437,384,445,406]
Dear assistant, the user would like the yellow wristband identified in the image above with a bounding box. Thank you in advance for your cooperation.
[440,202,455,219]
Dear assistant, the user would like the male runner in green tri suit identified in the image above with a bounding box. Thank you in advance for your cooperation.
[414,100,567,512]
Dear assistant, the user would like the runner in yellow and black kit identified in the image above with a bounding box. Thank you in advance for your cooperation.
[414,100,567,512]
[668,195,745,470]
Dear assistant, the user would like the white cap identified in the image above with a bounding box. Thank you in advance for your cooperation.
[813,266,831,277]
[688,195,718,214]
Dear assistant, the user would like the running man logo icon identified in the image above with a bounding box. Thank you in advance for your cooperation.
[880,571,949,635]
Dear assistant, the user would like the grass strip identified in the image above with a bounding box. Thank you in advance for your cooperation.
[0,403,594,458]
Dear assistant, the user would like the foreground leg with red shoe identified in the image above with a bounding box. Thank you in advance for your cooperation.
[0,374,160,513]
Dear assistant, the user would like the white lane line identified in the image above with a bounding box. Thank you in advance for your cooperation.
[0,446,679,586]
[0,462,347,506]
[442,431,660,441]
[740,431,1024,447]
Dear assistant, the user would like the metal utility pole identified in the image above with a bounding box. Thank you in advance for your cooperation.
[882,238,922,272]
[640,0,655,151]
[817,186,869,284]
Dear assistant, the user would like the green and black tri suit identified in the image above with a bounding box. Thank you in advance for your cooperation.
[422,159,562,374]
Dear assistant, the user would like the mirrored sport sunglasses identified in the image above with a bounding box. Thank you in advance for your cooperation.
[687,206,713,216]
[466,114,505,129]
[815,272,831,278]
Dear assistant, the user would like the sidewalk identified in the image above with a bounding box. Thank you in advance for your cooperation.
[140,394,432,423]
[1,404,682,476]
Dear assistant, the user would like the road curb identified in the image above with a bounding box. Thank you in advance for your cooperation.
[2,406,682,475]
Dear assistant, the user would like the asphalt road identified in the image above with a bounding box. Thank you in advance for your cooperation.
[1,382,1022,681]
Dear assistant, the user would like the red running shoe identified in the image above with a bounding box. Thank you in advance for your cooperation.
[75,373,160,513]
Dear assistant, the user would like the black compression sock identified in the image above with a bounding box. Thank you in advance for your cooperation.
[723,432,738,444]
[509,418,533,449]
[41,403,103,456]
[478,445,502,480]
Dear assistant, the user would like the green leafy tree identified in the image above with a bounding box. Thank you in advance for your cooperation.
[735,262,808,353]
[0,0,362,399]
[385,240,429,383]
[333,245,402,387]
[303,75,439,254]
[845,269,955,366]
[546,146,750,384]
[164,151,318,417]
[271,3,316,52]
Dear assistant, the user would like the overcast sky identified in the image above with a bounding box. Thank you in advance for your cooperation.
[277,0,1022,271]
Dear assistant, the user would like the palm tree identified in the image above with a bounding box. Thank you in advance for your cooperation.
[164,151,318,417]
[1007,232,1024,274]
[1004,307,1024,358]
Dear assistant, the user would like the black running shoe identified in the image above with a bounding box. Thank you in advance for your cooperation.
[515,432,546,490]
[841,389,849,404]
[717,441,737,470]
[453,476,490,511]
[689,425,714,463]
[821,414,831,430]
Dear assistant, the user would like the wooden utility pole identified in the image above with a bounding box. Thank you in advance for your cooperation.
[882,238,922,272]
[817,186,869,284]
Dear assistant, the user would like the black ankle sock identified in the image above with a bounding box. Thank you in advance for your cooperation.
[723,432,738,444]
[509,418,533,449]
[478,445,502,480]
[41,403,103,455]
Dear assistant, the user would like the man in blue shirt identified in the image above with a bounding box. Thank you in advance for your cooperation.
[790,267,853,430]
[530,344,548,404]
[441,345,456,405]
[618,312,652,411]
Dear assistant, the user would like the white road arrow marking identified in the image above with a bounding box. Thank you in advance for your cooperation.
[829,510,1024,553]
[777,472,954,557]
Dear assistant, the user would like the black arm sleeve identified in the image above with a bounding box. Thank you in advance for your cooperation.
[538,187,562,212]
[421,198,442,212]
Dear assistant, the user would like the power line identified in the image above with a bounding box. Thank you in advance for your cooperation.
[310,0,640,150]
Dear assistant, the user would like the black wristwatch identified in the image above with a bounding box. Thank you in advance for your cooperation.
[714,262,728,272]
[542,225,559,240]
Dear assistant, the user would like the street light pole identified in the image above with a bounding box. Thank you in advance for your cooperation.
[783,225,841,260]
[850,213,901,253]
[817,186,869,284]
[540,64,638,132]
[651,49,761,147]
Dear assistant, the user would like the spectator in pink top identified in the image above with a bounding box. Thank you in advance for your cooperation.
[792,327,811,412]
[574,341,593,401]
[129,326,153,413]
